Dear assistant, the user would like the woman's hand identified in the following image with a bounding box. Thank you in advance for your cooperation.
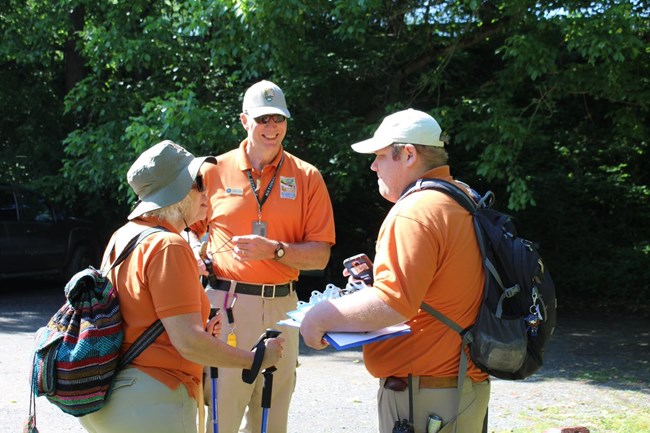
[206,311,222,338]
[260,336,285,369]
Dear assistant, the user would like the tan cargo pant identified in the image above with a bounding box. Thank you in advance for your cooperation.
[203,288,299,433]
[378,376,490,433]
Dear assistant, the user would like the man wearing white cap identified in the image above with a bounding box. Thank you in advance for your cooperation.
[300,109,490,433]
[189,81,336,433]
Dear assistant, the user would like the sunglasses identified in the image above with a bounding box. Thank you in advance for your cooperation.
[192,174,205,193]
[254,114,286,124]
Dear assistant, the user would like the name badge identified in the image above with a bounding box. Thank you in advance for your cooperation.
[252,221,267,237]
[226,187,244,196]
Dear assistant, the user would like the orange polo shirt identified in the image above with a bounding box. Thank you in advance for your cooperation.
[106,219,210,400]
[192,140,336,284]
[363,166,488,383]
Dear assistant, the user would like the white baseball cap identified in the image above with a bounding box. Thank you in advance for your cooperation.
[242,80,291,118]
[351,109,444,154]
[127,140,216,220]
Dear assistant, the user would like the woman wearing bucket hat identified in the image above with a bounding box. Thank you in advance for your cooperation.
[79,140,284,433]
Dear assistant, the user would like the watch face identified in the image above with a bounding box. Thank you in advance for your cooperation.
[276,244,285,258]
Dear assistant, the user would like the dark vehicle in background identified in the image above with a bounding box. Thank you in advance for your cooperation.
[0,184,102,282]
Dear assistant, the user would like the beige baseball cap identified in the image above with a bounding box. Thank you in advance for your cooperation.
[126,140,216,220]
[351,109,445,154]
[242,80,291,118]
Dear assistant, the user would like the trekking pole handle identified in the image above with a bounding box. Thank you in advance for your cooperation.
[261,367,275,409]
[265,328,281,339]
[261,328,281,408]
[209,308,220,378]
[264,328,281,371]
[263,328,281,371]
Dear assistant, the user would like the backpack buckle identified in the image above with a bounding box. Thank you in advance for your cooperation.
[504,284,520,298]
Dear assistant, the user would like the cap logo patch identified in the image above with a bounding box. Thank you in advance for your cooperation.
[263,88,275,102]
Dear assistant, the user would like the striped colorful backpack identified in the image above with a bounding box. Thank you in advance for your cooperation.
[27,227,166,425]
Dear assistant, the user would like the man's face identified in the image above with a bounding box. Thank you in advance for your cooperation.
[370,145,410,203]
[241,113,287,151]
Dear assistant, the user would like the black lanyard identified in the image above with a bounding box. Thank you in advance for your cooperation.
[246,154,285,220]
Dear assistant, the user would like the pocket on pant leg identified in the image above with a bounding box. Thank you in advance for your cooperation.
[442,381,485,433]
[111,375,137,392]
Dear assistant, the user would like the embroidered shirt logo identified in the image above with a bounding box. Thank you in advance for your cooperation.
[279,177,296,200]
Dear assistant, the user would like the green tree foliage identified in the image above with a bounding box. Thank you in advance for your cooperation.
[1,0,648,306]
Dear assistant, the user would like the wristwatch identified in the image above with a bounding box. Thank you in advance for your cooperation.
[274,242,285,260]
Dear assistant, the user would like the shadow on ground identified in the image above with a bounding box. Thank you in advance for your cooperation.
[3,279,649,394]
[299,309,650,394]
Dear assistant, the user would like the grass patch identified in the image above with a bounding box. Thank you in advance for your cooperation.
[490,406,650,433]
[575,369,618,383]
[574,366,642,385]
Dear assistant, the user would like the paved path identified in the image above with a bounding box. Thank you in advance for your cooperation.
[1,283,649,433]
[0,284,377,433]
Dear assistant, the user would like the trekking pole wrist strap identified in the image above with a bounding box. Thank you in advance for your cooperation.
[242,338,266,384]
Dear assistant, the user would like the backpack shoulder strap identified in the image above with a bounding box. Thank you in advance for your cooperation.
[106,226,169,368]
[102,226,168,275]
[400,178,478,214]
[119,320,165,369]
[420,303,471,433]
[404,179,488,432]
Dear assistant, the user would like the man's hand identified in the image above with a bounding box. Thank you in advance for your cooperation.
[342,267,371,288]
[300,312,330,350]
[231,234,275,262]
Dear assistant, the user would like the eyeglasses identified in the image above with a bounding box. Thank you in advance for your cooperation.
[254,114,286,124]
[192,175,205,193]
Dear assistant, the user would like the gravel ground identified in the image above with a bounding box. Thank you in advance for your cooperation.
[1,283,649,433]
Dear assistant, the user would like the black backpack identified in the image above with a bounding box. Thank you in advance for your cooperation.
[401,178,557,381]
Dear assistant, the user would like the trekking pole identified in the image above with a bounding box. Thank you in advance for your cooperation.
[208,308,220,433]
[200,243,219,289]
[260,329,281,433]
[201,246,220,432]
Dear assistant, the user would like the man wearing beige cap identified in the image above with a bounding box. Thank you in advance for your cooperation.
[189,80,335,433]
[300,109,489,433]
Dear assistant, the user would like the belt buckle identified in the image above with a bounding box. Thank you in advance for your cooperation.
[261,284,276,299]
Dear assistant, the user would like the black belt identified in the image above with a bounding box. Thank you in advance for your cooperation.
[212,279,294,298]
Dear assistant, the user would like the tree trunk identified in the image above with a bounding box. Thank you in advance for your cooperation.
[64,5,86,94]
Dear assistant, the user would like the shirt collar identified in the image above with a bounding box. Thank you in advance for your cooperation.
[236,139,284,173]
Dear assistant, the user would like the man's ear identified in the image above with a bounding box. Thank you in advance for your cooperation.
[240,113,249,130]
[404,144,418,166]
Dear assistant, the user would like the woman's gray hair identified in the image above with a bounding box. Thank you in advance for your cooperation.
[391,143,448,169]
[141,191,194,225]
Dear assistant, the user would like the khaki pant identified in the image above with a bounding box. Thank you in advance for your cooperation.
[203,288,299,433]
[80,368,198,433]
[377,376,490,433]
